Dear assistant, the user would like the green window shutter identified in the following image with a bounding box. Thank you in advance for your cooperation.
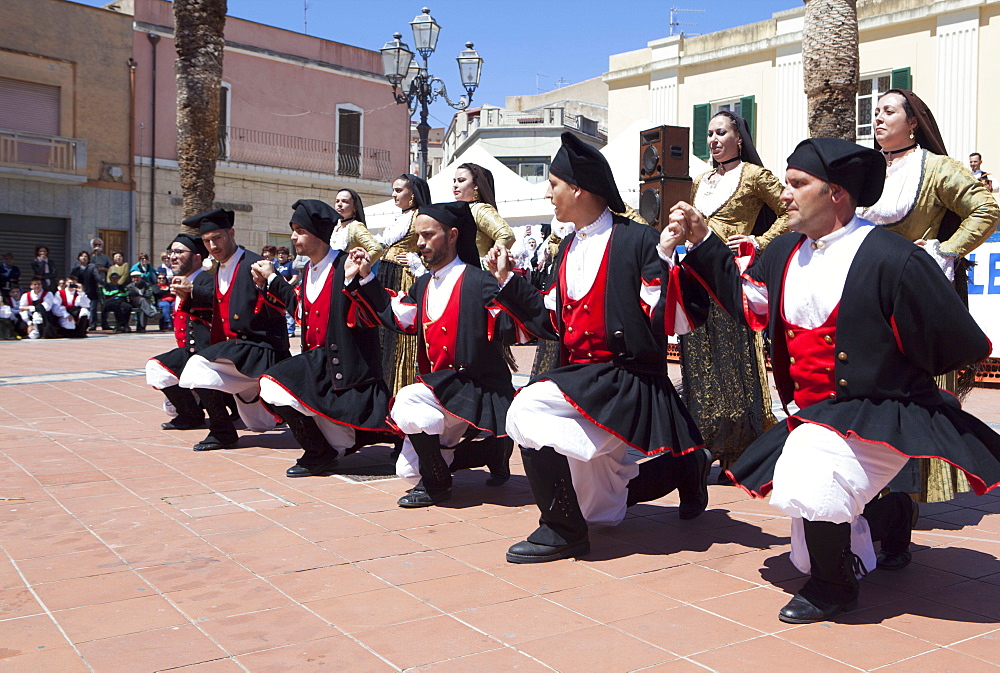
[739,95,756,142]
[692,103,711,160]
[891,67,911,90]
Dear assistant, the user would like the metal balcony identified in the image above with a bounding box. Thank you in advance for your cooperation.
[219,126,394,182]
[0,129,86,174]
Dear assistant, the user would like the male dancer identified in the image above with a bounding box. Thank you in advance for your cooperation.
[664,137,1000,623]
[488,132,710,564]
[20,277,72,339]
[146,232,212,430]
[59,275,91,337]
[346,201,515,507]
[259,200,397,477]
[178,209,296,451]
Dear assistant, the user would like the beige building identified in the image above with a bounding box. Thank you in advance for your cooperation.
[605,0,1000,175]
[0,0,133,277]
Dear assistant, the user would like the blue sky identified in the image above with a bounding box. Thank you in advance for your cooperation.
[70,0,797,126]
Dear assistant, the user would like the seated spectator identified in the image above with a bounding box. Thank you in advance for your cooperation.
[151,272,174,331]
[0,291,18,340]
[156,251,174,279]
[59,276,91,338]
[261,244,277,261]
[108,251,129,286]
[6,287,29,337]
[19,277,71,339]
[126,270,158,332]
[130,253,158,285]
[0,252,20,304]
[100,272,131,332]
[31,246,58,291]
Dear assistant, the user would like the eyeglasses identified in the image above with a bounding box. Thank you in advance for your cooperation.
[168,248,191,255]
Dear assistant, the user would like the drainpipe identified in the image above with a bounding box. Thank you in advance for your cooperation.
[147,32,160,258]
[127,57,137,262]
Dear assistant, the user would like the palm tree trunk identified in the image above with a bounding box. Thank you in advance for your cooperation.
[803,0,859,141]
[173,0,227,235]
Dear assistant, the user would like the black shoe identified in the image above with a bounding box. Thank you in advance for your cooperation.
[505,538,590,564]
[877,500,918,571]
[778,592,857,624]
[678,448,711,520]
[286,460,339,478]
[161,415,206,431]
[193,432,238,451]
[397,487,451,508]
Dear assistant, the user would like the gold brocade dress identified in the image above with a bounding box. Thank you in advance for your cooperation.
[376,210,422,395]
[470,202,515,257]
[331,220,384,260]
[682,162,789,466]
[859,149,1000,502]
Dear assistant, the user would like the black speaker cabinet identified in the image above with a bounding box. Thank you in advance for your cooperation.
[639,177,693,230]
[639,125,689,180]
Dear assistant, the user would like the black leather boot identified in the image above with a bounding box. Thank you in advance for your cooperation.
[398,433,452,507]
[506,446,590,563]
[863,492,918,571]
[779,520,863,624]
[160,385,206,430]
[278,407,339,477]
[192,389,239,451]
[626,447,710,520]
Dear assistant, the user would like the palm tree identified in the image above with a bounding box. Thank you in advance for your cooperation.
[173,0,227,235]
[802,0,859,140]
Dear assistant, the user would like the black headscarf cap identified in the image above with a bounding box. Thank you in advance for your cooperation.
[290,199,340,242]
[400,173,432,211]
[786,138,885,207]
[417,201,480,266]
[549,132,626,213]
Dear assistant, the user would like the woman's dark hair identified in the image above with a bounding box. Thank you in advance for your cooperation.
[262,245,277,255]
[457,162,497,209]
[77,250,90,262]
[397,173,431,210]
[276,246,289,255]
[708,110,764,167]
[112,250,123,258]
[337,188,367,224]
[35,245,48,256]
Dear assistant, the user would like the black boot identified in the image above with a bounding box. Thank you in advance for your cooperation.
[160,385,206,430]
[626,447,710,520]
[278,407,339,477]
[192,389,239,451]
[779,520,863,624]
[398,433,452,507]
[486,436,514,486]
[506,446,590,563]
[863,492,918,571]
[445,434,512,486]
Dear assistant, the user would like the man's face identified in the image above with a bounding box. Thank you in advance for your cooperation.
[168,243,199,275]
[3,255,12,266]
[546,174,578,223]
[202,228,237,262]
[781,168,838,239]
[970,155,982,172]
[290,224,324,259]
[93,240,103,251]
[157,274,167,285]
[414,215,457,270]
[30,280,42,294]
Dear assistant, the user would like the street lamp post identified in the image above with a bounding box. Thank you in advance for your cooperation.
[380,7,483,178]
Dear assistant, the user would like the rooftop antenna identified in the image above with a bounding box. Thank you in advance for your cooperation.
[669,7,704,37]
[536,73,549,94]
[304,0,308,35]
[555,77,570,89]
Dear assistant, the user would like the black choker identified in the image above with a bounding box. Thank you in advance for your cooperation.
[717,156,742,166]
[881,143,917,166]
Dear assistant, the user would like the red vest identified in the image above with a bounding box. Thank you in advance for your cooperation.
[559,241,614,365]
[420,275,463,373]
[210,259,240,344]
[783,304,840,408]
[59,289,79,307]
[301,263,336,351]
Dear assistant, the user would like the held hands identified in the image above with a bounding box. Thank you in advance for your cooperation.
[659,202,709,257]
[170,275,193,299]
[250,260,274,288]
[344,247,372,280]
[726,234,755,253]
[484,245,512,285]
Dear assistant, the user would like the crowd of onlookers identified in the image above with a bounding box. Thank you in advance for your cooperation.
[0,237,178,341]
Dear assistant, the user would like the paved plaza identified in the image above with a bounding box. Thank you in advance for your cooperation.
[1,333,999,672]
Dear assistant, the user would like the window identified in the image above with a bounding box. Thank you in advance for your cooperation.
[337,105,362,177]
[857,68,910,140]
[518,162,548,184]
[218,82,231,159]
[0,77,61,165]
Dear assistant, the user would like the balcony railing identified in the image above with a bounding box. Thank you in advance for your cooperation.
[0,129,86,174]
[475,108,607,141]
[219,126,393,181]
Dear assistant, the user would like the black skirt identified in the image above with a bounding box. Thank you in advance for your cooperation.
[532,362,703,457]
[416,369,514,437]
[150,346,193,379]
[260,347,393,432]
[199,339,289,378]
[727,395,1000,498]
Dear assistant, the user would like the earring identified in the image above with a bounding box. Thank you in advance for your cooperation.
[909,131,915,140]
[473,187,480,200]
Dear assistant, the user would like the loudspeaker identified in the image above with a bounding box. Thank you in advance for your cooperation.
[639,125,689,180]
[639,177,693,230]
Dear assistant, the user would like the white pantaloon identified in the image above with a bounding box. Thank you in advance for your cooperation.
[390,382,469,484]
[178,355,276,432]
[506,380,640,526]
[769,421,910,574]
[258,376,356,454]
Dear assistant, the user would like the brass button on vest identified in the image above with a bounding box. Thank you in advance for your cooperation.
[838,352,848,361]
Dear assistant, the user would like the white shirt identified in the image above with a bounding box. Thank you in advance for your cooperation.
[302,248,338,307]
[216,248,245,294]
